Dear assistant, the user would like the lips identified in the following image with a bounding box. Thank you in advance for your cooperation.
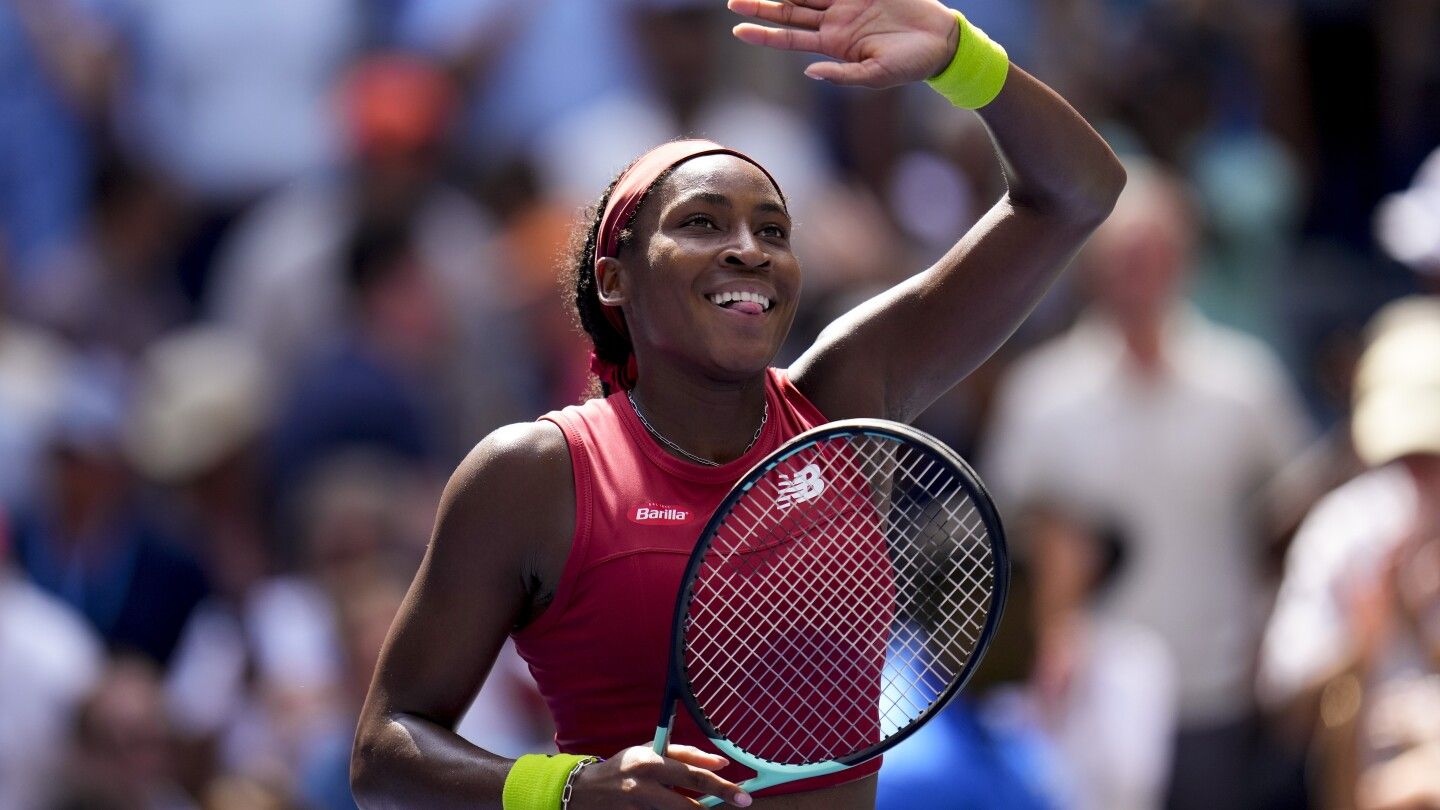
[705,289,774,314]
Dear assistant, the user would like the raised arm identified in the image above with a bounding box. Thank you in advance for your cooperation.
[734,0,1126,422]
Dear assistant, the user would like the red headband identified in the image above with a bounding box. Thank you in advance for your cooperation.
[590,139,781,393]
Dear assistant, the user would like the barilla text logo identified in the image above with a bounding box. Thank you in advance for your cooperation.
[631,503,692,525]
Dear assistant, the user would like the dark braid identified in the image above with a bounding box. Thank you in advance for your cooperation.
[562,163,678,399]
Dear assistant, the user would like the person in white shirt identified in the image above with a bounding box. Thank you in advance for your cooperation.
[0,526,105,810]
[1022,504,1177,810]
[983,159,1311,809]
[1259,296,1440,810]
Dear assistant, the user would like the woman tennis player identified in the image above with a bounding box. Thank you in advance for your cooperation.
[352,0,1123,807]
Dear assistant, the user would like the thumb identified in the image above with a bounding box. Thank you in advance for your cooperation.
[804,58,886,87]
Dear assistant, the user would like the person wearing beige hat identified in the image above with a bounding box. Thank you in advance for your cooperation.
[1258,296,1440,810]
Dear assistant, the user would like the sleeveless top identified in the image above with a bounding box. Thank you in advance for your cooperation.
[513,367,882,795]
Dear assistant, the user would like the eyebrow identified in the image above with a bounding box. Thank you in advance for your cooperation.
[677,191,790,218]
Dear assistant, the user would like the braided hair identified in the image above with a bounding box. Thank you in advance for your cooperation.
[562,163,678,399]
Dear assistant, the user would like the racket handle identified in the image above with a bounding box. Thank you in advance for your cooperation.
[698,772,791,808]
[651,723,672,756]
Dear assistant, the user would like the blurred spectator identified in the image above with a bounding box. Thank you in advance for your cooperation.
[268,219,450,494]
[208,52,534,437]
[1023,505,1176,810]
[51,656,196,810]
[983,160,1311,809]
[1260,297,1440,810]
[478,159,595,406]
[10,367,209,667]
[0,0,114,294]
[0,516,105,810]
[0,286,76,511]
[875,696,1060,810]
[1375,146,1440,289]
[105,0,359,200]
[395,0,639,162]
[29,156,186,352]
[163,454,429,804]
[532,0,833,208]
[877,567,1061,810]
[124,327,274,601]
[102,0,362,302]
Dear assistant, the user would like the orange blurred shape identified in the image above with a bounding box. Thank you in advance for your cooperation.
[340,53,456,157]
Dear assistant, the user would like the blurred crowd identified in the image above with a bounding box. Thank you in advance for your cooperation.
[0,0,1437,808]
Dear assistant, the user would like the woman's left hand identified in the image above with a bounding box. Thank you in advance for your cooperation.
[728,0,959,88]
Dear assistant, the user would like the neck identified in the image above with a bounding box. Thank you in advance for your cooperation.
[627,361,769,466]
[1114,311,1167,378]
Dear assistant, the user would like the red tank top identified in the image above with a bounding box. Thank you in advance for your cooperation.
[514,367,882,795]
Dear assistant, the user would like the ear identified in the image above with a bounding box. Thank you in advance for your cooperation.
[595,256,629,307]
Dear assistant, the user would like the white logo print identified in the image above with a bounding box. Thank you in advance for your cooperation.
[776,463,826,508]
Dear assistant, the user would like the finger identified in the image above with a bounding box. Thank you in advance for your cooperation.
[804,58,887,87]
[629,782,710,810]
[732,22,823,53]
[657,759,752,807]
[664,745,729,771]
[727,0,823,29]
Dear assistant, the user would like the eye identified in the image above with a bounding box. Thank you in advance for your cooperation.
[682,214,718,230]
[759,223,788,239]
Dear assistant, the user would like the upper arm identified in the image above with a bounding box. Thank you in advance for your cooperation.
[358,420,573,730]
[788,69,1124,424]
[790,198,1105,422]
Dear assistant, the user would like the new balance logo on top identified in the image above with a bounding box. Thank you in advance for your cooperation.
[777,463,826,508]
[631,504,691,525]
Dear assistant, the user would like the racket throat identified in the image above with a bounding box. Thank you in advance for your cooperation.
[652,698,677,755]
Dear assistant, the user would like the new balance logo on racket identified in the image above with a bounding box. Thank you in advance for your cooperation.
[776,463,826,507]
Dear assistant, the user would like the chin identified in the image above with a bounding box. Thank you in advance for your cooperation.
[705,346,777,381]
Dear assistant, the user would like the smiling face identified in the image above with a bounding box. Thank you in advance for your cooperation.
[598,154,801,382]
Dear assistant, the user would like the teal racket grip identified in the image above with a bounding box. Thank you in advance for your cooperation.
[696,737,848,808]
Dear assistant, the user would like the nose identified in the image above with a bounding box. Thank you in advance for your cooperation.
[721,229,770,270]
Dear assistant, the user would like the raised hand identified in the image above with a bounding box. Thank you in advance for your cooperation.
[728,0,960,88]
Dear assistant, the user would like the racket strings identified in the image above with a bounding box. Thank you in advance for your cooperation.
[682,434,996,766]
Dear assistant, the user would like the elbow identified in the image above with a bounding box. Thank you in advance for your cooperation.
[1013,150,1127,230]
[1083,153,1128,223]
[350,725,385,807]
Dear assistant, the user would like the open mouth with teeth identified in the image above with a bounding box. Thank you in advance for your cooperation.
[706,290,774,315]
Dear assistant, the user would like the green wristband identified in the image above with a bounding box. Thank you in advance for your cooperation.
[503,754,598,810]
[926,9,1009,110]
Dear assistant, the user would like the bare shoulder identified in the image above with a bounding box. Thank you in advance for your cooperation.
[358,420,576,731]
[443,420,571,510]
[431,420,576,620]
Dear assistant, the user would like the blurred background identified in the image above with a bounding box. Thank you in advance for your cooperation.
[1,0,1439,807]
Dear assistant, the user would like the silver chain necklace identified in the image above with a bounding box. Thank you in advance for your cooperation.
[627,390,768,467]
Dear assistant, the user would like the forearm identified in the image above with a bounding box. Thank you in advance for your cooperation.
[352,710,513,809]
[974,66,1125,221]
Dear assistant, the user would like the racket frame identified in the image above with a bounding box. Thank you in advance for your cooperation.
[650,419,1010,803]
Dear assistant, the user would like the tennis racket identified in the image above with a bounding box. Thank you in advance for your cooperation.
[650,419,1008,806]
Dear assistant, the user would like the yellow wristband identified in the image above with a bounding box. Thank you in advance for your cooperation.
[502,754,598,810]
[925,9,1009,110]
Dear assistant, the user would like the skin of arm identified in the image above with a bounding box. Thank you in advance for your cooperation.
[351,423,753,809]
[351,421,572,807]
[750,0,1126,422]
